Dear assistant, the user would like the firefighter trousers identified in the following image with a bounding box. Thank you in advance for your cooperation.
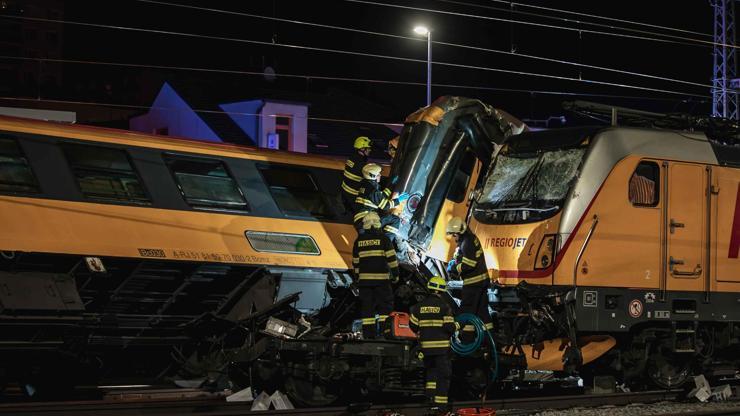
[460,284,493,343]
[381,214,401,247]
[424,352,452,406]
[358,282,393,339]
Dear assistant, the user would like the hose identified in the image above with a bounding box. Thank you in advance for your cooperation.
[451,313,499,381]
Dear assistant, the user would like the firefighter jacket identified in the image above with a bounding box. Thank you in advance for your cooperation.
[353,179,398,225]
[410,294,460,355]
[352,229,400,284]
[454,230,490,287]
[341,152,368,199]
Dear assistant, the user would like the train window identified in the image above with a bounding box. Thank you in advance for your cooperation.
[0,137,41,194]
[163,155,248,212]
[447,149,476,203]
[62,143,150,204]
[629,161,659,207]
[245,231,320,255]
[259,166,332,218]
[0,136,40,194]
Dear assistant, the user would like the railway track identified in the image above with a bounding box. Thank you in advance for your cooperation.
[0,389,719,416]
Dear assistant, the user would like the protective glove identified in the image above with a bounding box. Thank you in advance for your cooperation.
[446,258,457,273]
[397,192,411,203]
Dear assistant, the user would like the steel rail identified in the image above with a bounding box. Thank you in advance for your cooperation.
[0,389,690,415]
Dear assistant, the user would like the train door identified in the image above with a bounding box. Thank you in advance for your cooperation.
[664,162,706,293]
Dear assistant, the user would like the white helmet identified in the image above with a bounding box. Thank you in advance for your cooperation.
[362,212,381,229]
[362,163,382,181]
[446,216,467,234]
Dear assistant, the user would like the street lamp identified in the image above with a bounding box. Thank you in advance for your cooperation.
[413,25,431,106]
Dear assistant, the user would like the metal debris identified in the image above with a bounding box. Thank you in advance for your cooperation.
[226,386,254,402]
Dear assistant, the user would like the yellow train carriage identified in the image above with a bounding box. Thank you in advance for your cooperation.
[0,115,356,270]
[0,115,363,392]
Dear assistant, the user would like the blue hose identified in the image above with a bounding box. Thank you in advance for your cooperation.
[451,313,499,381]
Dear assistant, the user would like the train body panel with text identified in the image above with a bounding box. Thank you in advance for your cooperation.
[468,125,740,386]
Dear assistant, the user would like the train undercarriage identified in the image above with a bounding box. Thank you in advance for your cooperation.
[2,250,740,405]
[491,282,740,391]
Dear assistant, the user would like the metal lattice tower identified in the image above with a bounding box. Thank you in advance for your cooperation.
[712,0,738,120]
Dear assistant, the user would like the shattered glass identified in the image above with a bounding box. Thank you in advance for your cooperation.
[479,148,586,207]
[479,154,537,206]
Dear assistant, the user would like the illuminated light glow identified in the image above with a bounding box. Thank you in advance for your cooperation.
[730,183,740,259]
[413,26,430,36]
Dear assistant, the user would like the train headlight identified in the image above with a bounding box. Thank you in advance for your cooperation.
[540,254,550,268]
[534,234,556,270]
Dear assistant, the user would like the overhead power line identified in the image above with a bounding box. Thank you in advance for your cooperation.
[0,55,708,103]
[486,0,712,38]
[432,0,714,46]
[0,96,405,127]
[136,0,712,90]
[0,14,712,97]
[0,95,712,131]
[345,0,738,49]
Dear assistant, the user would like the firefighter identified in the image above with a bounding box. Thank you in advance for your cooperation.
[341,136,373,213]
[446,216,493,343]
[387,135,399,160]
[354,163,408,240]
[409,276,458,412]
[352,211,399,339]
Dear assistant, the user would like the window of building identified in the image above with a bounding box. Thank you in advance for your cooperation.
[0,135,40,194]
[62,143,150,204]
[164,154,248,211]
[275,115,291,151]
[260,166,332,218]
[629,161,659,206]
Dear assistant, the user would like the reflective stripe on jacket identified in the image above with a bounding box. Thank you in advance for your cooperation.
[454,231,490,287]
[410,294,459,355]
[352,229,399,284]
[341,153,367,197]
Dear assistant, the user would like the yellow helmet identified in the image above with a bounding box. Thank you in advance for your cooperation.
[362,211,381,229]
[427,276,447,292]
[354,136,372,150]
[362,163,382,180]
[388,136,399,157]
[446,216,467,234]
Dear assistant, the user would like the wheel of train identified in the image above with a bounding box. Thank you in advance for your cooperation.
[284,375,342,407]
[645,333,694,389]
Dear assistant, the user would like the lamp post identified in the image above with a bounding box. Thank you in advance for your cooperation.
[413,25,431,106]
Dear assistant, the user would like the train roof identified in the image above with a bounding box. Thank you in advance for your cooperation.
[0,115,350,170]
[507,125,739,168]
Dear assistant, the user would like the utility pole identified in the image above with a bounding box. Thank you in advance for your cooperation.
[712,0,738,120]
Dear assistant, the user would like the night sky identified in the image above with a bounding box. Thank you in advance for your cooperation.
[4,0,719,129]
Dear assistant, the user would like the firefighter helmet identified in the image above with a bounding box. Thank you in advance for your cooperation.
[388,136,399,158]
[362,211,381,229]
[362,163,382,181]
[353,136,372,150]
[427,276,447,292]
[446,216,467,234]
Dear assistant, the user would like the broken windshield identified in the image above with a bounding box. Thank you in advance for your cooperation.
[476,147,586,222]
